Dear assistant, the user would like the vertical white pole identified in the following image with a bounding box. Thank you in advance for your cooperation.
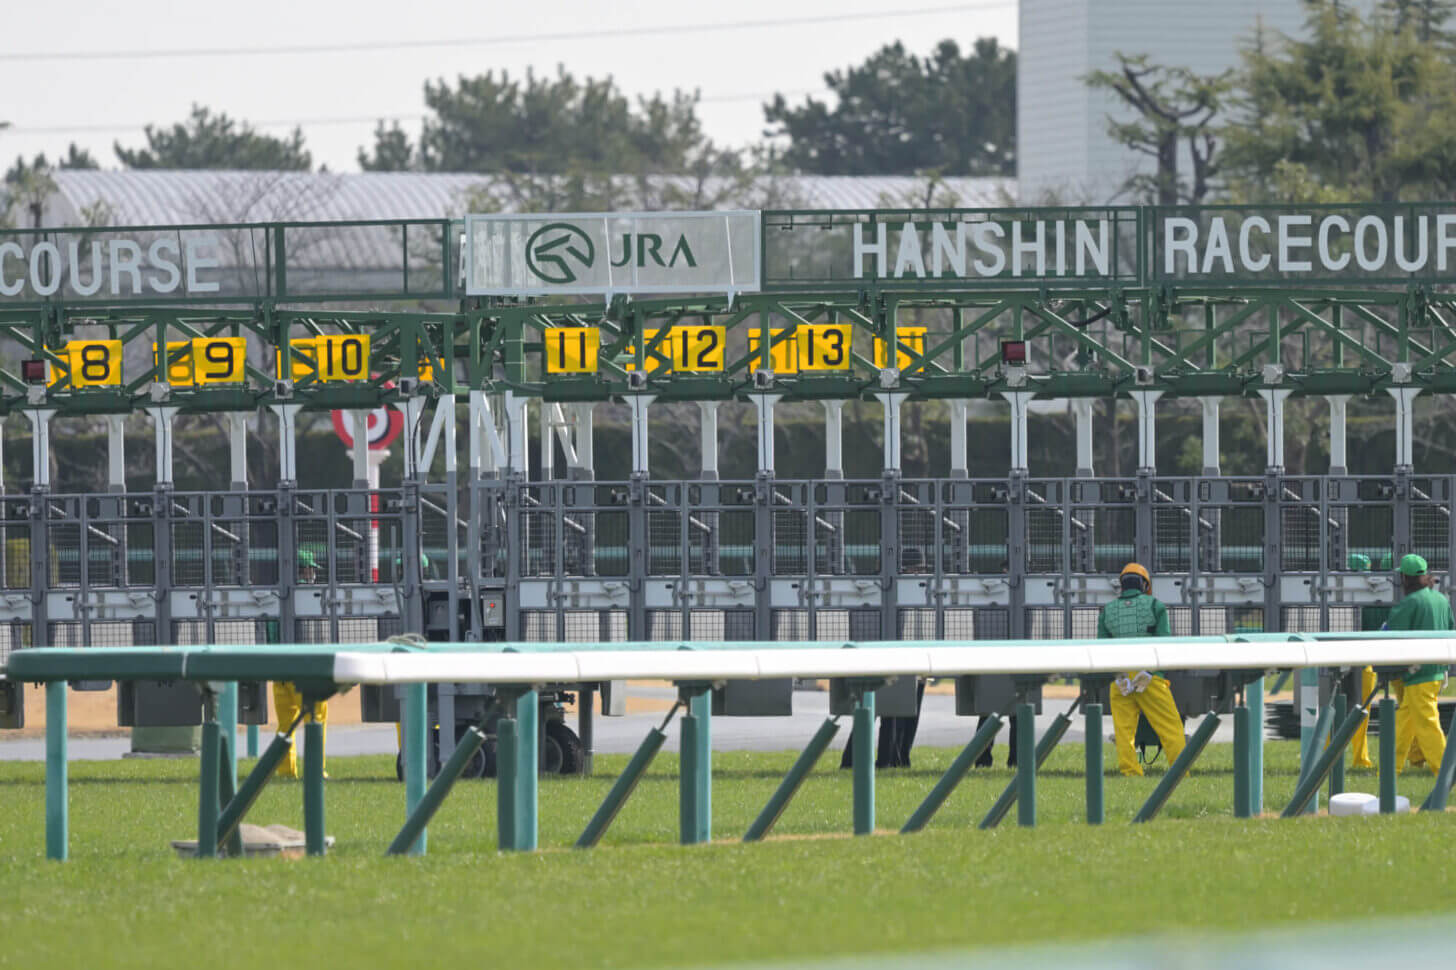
[1071,398,1094,477]
[504,392,528,476]
[1387,387,1419,469]
[145,407,179,485]
[822,400,844,479]
[1326,395,1350,474]
[352,412,370,486]
[949,400,968,479]
[1000,392,1033,472]
[1200,397,1221,475]
[107,414,126,491]
[754,395,781,473]
[629,395,656,476]
[875,393,908,473]
[539,400,554,480]
[573,403,595,477]
[1258,390,1293,470]
[1128,390,1162,472]
[268,404,301,483]
[228,412,249,489]
[25,410,54,488]
[698,401,719,480]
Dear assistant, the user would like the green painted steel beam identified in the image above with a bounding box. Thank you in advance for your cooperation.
[1132,712,1222,824]
[746,718,841,842]
[45,682,67,862]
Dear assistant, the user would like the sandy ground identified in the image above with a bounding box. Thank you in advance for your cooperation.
[10,678,1092,738]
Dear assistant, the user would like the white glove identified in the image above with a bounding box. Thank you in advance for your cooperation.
[1115,676,1134,696]
[1131,671,1154,693]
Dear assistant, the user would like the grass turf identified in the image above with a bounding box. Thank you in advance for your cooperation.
[1,739,1453,969]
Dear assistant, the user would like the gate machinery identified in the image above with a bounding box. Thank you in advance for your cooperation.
[1,204,1454,769]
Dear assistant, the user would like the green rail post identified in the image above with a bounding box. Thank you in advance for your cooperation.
[1329,691,1347,800]
[217,732,292,847]
[402,683,428,856]
[1248,676,1264,813]
[303,719,326,856]
[679,687,711,845]
[218,682,239,792]
[496,711,518,851]
[1379,695,1398,813]
[247,723,259,758]
[578,718,673,849]
[1299,703,1334,815]
[388,726,486,855]
[1419,702,1456,811]
[515,689,539,851]
[748,718,841,841]
[852,688,875,835]
[1085,703,1104,825]
[1132,712,1221,824]
[1233,703,1251,819]
[980,705,1071,830]
[902,714,1000,834]
[45,681,67,861]
[196,718,221,858]
[1015,701,1036,827]
[218,732,242,857]
[1298,668,1319,778]
[1280,704,1369,818]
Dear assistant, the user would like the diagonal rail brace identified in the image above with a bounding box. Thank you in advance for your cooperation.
[744,717,841,842]
[1132,711,1221,824]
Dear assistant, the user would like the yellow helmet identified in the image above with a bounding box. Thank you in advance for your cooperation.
[1120,562,1150,591]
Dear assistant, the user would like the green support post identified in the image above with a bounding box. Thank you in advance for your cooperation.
[1280,704,1369,818]
[679,687,711,845]
[1247,676,1264,813]
[388,726,486,855]
[852,689,875,835]
[901,714,1000,834]
[1379,696,1398,813]
[1299,703,1334,815]
[1330,691,1347,800]
[981,704,1068,830]
[515,689,538,851]
[1233,704,1251,818]
[1085,703,1104,825]
[218,682,239,791]
[45,681,67,862]
[496,713,518,851]
[1015,701,1036,828]
[303,719,325,856]
[218,733,242,857]
[1298,668,1319,778]
[402,683,428,856]
[748,718,841,841]
[218,732,292,847]
[1419,703,1456,811]
[1132,712,1221,824]
[196,719,221,859]
[578,722,671,849]
[247,723,259,758]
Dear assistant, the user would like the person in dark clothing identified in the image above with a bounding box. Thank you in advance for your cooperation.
[840,548,929,769]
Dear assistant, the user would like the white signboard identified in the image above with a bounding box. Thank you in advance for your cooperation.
[466,211,761,297]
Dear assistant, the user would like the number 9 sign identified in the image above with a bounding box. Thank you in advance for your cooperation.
[330,403,403,452]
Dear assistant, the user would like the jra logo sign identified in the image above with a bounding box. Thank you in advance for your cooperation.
[468,211,757,297]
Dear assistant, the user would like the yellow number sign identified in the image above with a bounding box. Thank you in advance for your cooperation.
[797,324,852,371]
[543,327,601,374]
[277,335,369,382]
[154,341,194,385]
[748,329,798,374]
[672,326,725,373]
[873,326,928,370]
[277,337,318,380]
[64,340,122,388]
[194,337,247,384]
[317,334,370,381]
[624,329,675,374]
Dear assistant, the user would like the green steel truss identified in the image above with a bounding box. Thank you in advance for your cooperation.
[1,205,1454,416]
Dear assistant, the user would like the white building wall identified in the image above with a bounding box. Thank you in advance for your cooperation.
[1019,0,1372,203]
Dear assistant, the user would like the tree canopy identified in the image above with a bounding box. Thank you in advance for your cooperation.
[1221,0,1456,202]
[115,105,313,171]
[762,37,1016,176]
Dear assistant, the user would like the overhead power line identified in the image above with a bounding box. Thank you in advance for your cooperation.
[8,90,826,137]
[0,2,1011,62]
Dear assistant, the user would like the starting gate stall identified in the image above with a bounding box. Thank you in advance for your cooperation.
[0,204,1454,783]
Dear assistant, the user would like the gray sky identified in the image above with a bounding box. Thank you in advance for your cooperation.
[1,0,1016,173]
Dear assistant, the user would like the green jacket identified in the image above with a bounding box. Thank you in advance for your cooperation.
[1387,586,1455,686]
[1098,589,1171,680]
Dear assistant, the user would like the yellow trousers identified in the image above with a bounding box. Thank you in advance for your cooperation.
[1394,679,1445,776]
[1110,675,1186,776]
[1351,670,1424,769]
[1350,666,1377,768]
[273,681,328,779]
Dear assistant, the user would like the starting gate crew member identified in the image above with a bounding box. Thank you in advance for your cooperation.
[274,549,328,780]
[1388,554,1452,775]
[1098,563,1186,776]
[1347,553,1399,769]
